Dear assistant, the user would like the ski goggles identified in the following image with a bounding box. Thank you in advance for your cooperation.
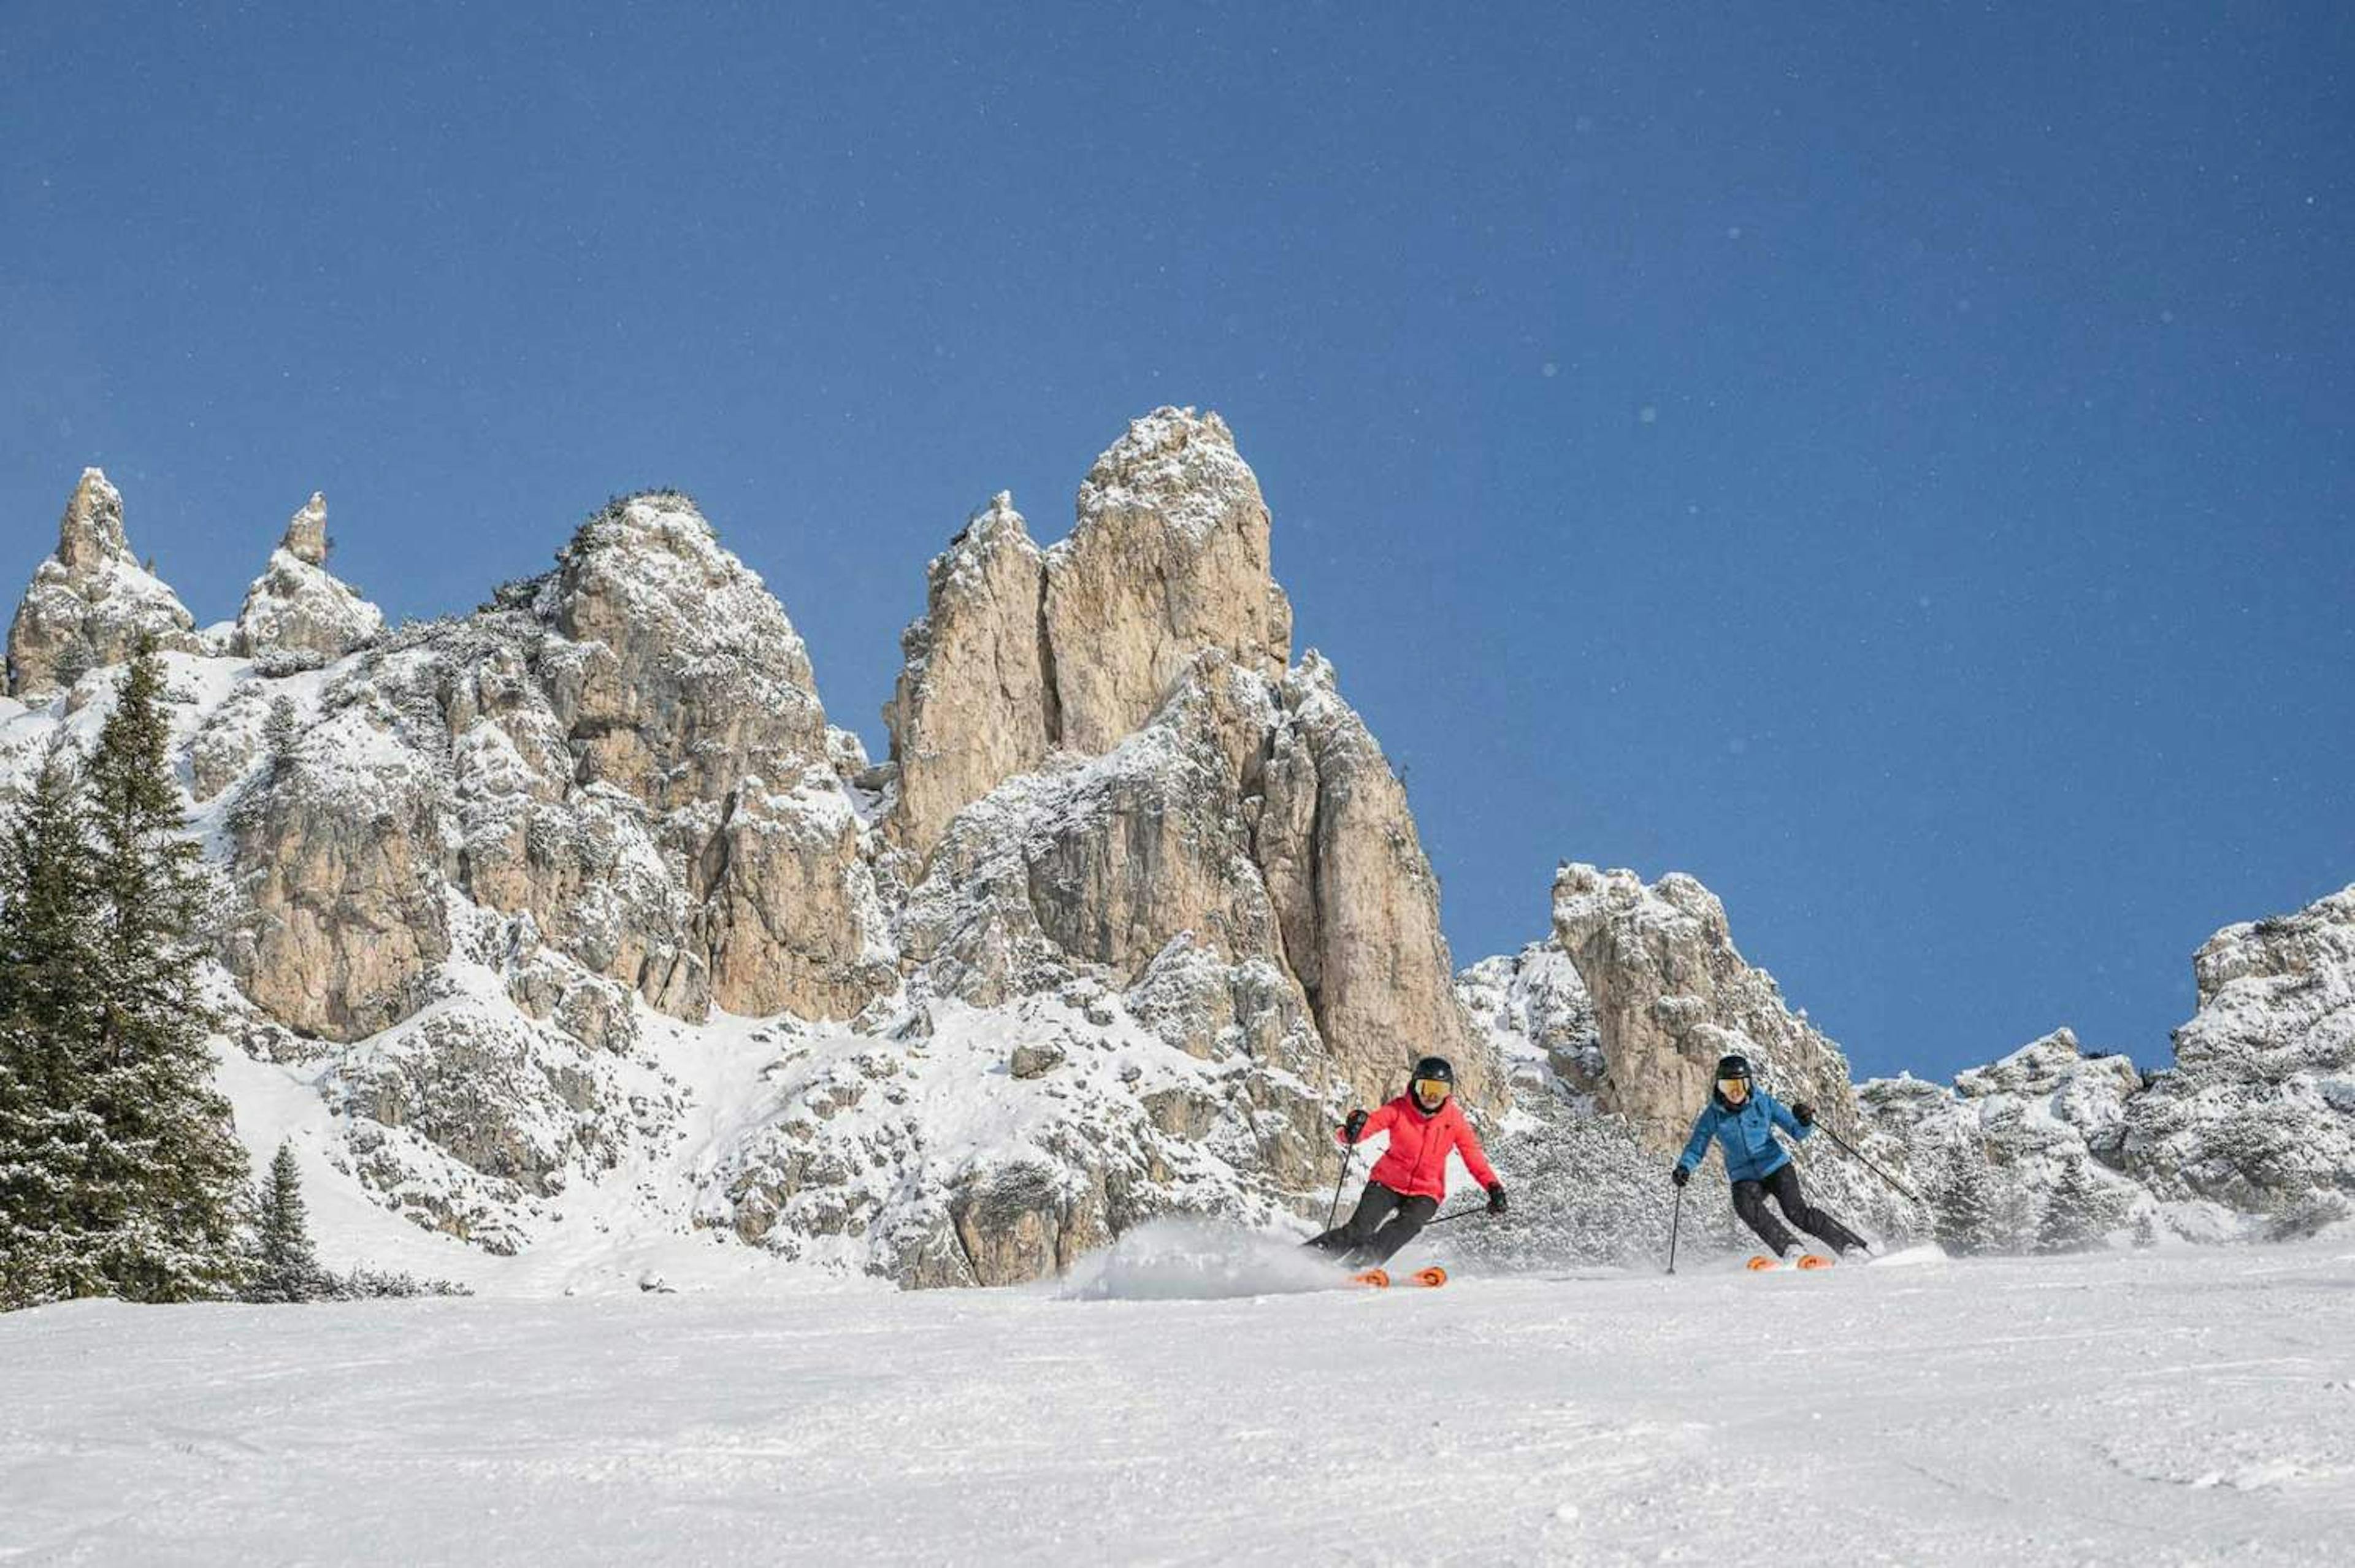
[1717,1076,1752,1096]
[1412,1077,1452,1104]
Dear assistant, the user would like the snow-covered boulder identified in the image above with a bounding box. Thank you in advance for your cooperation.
[231,493,385,660]
[6,468,204,699]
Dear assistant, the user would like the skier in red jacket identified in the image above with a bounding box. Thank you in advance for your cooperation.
[1308,1056,1506,1267]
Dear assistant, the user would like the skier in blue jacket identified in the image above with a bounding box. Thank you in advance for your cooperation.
[1672,1053,1869,1261]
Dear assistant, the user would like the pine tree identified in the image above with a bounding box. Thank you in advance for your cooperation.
[1933,1141,2002,1255]
[245,1141,323,1304]
[0,741,109,1308]
[2037,1158,2106,1253]
[261,696,299,779]
[76,642,249,1302]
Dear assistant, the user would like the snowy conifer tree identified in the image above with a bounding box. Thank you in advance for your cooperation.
[1933,1141,2002,1255]
[0,741,107,1308]
[2037,1157,2112,1253]
[75,642,248,1302]
[245,1141,323,1304]
[261,695,298,779]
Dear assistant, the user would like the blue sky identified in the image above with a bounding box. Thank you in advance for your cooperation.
[4,3,2349,1081]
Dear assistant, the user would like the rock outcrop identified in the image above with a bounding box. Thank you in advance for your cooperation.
[882,493,1052,861]
[2120,884,2355,1217]
[232,493,385,660]
[219,491,886,1041]
[882,411,1296,864]
[6,469,203,698]
[1258,656,1484,1104]
[1042,409,1293,755]
[1549,863,1864,1150]
[1458,942,1603,1098]
[1861,1028,2151,1247]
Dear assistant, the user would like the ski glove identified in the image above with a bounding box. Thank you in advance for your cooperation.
[1486,1183,1508,1215]
[1792,1101,1817,1128]
[1343,1109,1369,1143]
[1670,1165,1690,1188]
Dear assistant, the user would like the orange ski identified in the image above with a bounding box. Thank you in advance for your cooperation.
[1796,1254,1834,1271]
[1744,1254,1782,1271]
[1410,1266,1448,1288]
[1349,1268,1391,1288]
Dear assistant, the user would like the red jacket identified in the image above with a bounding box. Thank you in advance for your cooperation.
[1340,1094,1498,1201]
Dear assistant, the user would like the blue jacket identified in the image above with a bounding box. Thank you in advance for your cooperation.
[1677,1090,1809,1184]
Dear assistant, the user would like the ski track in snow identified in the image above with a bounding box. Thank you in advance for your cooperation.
[4,1243,2353,1565]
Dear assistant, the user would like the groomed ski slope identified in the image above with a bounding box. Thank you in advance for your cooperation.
[4,1233,2351,1566]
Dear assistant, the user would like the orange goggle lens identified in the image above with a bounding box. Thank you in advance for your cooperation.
[1718,1077,1750,1095]
[1413,1077,1451,1103]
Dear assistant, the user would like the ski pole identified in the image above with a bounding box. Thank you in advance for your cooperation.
[1423,1206,1491,1229]
[1324,1142,1354,1231]
[1666,1181,1684,1275]
[1815,1123,1923,1206]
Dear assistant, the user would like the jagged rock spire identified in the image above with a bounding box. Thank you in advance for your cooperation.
[883,492,1053,859]
[284,492,329,566]
[6,468,201,699]
[232,492,385,660]
[883,409,1296,860]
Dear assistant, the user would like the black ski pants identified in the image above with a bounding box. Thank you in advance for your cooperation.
[1733,1161,1867,1256]
[1306,1182,1438,1268]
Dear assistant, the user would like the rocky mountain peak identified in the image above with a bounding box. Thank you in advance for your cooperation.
[232,492,384,661]
[884,410,1298,859]
[883,491,1053,859]
[537,490,829,809]
[1069,407,1252,546]
[1042,407,1294,755]
[57,467,131,571]
[7,468,202,699]
[283,491,330,565]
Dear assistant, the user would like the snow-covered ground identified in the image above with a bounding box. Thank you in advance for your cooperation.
[5,1236,2351,1564]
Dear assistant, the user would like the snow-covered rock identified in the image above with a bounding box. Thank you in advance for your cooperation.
[1457,942,1601,1099]
[2120,884,2355,1218]
[0,414,1496,1287]
[231,493,384,660]
[1549,863,1864,1150]
[1861,1028,2153,1247]
[6,468,204,698]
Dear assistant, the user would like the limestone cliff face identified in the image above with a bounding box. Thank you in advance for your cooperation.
[7,470,203,698]
[217,492,885,1041]
[232,494,385,660]
[1257,656,1484,1106]
[1549,863,1863,1151]
[537,492,830,810]
[882,494,1052,862]
[1043,409,1293,756]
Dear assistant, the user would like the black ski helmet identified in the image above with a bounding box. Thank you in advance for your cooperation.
[1712,1054,1753,1109]
[1409,1055,1455,1109]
